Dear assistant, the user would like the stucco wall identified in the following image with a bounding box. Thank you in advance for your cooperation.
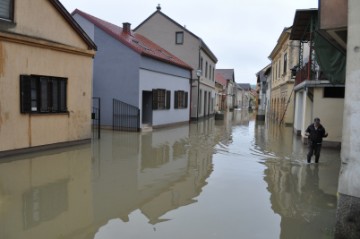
[91,25,141,127]
[0,41,93,152]
[140,68,190,127]
[7,0,88,50]
[135,13,199,72]
[313,88,344,144]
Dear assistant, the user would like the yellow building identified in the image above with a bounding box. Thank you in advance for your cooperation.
[0,0,96,156]
[268,27,300,126]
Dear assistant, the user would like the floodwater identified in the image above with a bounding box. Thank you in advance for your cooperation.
[0,110,341,239]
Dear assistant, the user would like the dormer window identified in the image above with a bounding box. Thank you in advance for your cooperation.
[175,31,184,45]
[0,0,14,22]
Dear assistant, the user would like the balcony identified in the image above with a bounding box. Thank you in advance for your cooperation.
[294,62,312,86]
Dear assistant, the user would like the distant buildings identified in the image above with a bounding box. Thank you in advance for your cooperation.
[134,5,218,120]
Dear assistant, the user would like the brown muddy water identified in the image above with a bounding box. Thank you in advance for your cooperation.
[0,111,341,239]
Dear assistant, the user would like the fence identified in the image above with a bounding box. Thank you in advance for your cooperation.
[92,97,101,139]
[113,99,140,132]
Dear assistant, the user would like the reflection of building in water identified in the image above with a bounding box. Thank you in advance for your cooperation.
[91,122,216,227]
[0,120,224,238]
[263,161,337,238]
[0,145,93,239]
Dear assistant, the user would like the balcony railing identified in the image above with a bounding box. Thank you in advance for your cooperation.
[295,62,312,86]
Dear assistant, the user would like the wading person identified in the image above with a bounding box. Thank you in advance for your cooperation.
[305,118,328,163]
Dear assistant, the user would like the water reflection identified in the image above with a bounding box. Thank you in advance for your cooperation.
[255,120,340,238]
[0,144,93,239]
[0,110,341,239]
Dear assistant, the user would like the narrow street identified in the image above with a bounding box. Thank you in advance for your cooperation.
[0,110,341,239]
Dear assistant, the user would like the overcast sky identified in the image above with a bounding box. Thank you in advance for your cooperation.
[60,0,317,84]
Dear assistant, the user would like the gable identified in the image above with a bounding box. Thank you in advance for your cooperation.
[6,0,93,50]
[135,10,217,64]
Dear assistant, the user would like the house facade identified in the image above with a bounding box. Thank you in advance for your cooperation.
[72,10,192,130]
[215,69,236,111]
[236,83,253,110]
[268,27,300,126]
[290,9,345,147]
[0,0,96,156]
[134,5,218,120]
[214,71,227,112]
[255,64,271,121]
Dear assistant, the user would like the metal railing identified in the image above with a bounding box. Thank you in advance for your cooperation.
[113,99,140,132]
[92,97,101,139]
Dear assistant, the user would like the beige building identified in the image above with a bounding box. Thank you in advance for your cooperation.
[290,9,345,147]
[268,27,300,126]
[134,5,218,120]
[0,0,96,156]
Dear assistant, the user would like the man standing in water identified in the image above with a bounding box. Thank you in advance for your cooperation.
[305,118,328,163]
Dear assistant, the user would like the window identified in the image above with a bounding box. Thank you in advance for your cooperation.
[175,31,184,44]
[278,60,281,78]
[205,61,208,78]
[174,90,188,109]
[152,89,170,110]
[20,75,67,113]
[283,53,287,74]
[0,0,14,21]
[323,87,345,98]
[200,57,203,75]
[209,65,212,80]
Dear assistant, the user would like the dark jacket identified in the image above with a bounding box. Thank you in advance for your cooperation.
[306,123,327,144]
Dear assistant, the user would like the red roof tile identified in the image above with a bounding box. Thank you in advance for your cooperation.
[72,9,192,70]
[215,71,227,86]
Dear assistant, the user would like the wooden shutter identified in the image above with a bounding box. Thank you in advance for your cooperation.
[59,79,67,112]
[152,89,158,109]
[185,92,188,108]
[20,75,32,113]
[166,91,171,109]
[174,91,178,109]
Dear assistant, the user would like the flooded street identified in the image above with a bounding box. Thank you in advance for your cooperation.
[0,110,341,239]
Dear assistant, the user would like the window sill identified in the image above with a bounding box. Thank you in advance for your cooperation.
[26,111,70,116]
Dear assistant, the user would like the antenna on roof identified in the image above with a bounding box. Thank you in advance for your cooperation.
[156,4,161,11]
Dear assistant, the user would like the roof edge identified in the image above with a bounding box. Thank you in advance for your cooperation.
[50,0,97,50]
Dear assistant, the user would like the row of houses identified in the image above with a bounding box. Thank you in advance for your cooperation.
[0,1,254,156]
[255,4,346,148]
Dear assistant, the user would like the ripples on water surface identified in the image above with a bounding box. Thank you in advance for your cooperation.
[0,111,340,239]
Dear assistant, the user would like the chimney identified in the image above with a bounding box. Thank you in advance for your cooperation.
[122,22,131,35]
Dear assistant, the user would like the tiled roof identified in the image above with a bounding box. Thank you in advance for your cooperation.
[215,71,227,86]
[216,69,234,82]
[72,9,192,70]
[237,83,252,91]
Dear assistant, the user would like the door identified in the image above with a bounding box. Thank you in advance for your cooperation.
[142,91,152,124]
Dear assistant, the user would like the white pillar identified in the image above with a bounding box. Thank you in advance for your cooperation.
[336,0,360,237]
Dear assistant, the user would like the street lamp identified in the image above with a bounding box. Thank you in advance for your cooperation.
[196,69,202,120]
